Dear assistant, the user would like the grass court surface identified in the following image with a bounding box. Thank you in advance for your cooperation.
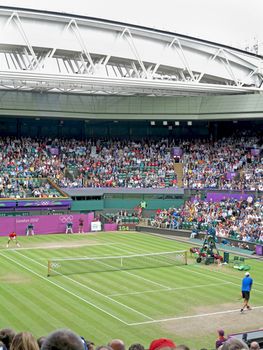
[0,231,262,350]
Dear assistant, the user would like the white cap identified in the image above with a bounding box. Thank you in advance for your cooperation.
[245,272,250,276]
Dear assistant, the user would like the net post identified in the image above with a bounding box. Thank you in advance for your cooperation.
[184,251,188,265]
[47,260,51,277]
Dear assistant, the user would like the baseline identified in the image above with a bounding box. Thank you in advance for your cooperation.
[128,305,263,326]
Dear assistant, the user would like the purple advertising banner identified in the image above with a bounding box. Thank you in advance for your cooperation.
[0,201,16,208]
[172,147,183,157]
[251,149,260,156]
[0,199,72,210]
[206,192,253,202]
[0,212,94,236]
[50,147,59,155]
[256,245,263,256]
[17,199,72,207]
[226,172,236,180]
[104,223,118,231]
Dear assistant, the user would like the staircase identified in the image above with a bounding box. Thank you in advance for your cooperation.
[174,162,184,187]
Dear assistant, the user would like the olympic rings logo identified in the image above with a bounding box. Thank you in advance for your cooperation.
[41,201,50,206]
[59,215,73,223]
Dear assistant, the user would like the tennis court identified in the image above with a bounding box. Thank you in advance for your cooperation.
[0,231,263,349]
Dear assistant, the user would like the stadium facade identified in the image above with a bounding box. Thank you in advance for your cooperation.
[0,5,262,122]
[0,5,262,213]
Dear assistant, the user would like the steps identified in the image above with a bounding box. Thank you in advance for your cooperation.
[174,162,183,187]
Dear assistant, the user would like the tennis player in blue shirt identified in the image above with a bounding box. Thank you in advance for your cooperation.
[241,272,253,312]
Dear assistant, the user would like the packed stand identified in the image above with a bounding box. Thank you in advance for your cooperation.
[0,137,177,190]
[182,137,263,191]
[0,136,262,191]
[0,177,61,199]
[151,197,263,244]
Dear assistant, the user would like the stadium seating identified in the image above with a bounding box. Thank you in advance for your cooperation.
[151,198,263,244]
[0,136,261,191]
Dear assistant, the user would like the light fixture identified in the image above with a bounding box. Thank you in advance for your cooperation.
[175,121,180,126]
[150,121,155,126]
[168,125,173,130]
[163,121,168,126]
[187,121,192,126]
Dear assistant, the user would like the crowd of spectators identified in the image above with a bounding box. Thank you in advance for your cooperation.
[0,137,177,192]
[0,327,260,350]
[0,136,261,197]
[0,177,61,199]
[151,197,263,244]
[182,137,262,191]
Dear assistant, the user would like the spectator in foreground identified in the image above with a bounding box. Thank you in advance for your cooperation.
[108,340,125,350]
[37,337,46,349]
[0,341,7,350]
[249,342,260,350]
[216,330,227,349]
[41,329,84,350]
[149,338,176,350]
[0,329,16,350]
[86,341,95,350]
[96,346,113,350]
[10,332,38,350]
[128,344,145,350]
[221,338,249,350]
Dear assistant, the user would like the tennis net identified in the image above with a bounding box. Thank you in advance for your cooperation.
[47,250,187,276]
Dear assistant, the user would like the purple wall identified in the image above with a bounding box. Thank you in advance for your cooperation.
[0,213,94,236]
[104,223,118,231]
[256,245,263,256]
[206,192,253,202]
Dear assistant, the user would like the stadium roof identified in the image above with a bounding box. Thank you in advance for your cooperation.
[0,5,262,96]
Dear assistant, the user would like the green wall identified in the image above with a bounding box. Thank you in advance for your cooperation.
[71,200,104,211]
[70,198,184,211]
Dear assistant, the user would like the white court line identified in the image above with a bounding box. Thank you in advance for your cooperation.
[0,251,129,325]
[103,241,263,304]
[7,239,171,292]
[103,244,171,290]
[6,237,263,326]
[111,241,263,292]
[127,305,263,326]
[109,281,232,297]
[102,242,234,285]
[13,250,154,321]
[4,242,121,252]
